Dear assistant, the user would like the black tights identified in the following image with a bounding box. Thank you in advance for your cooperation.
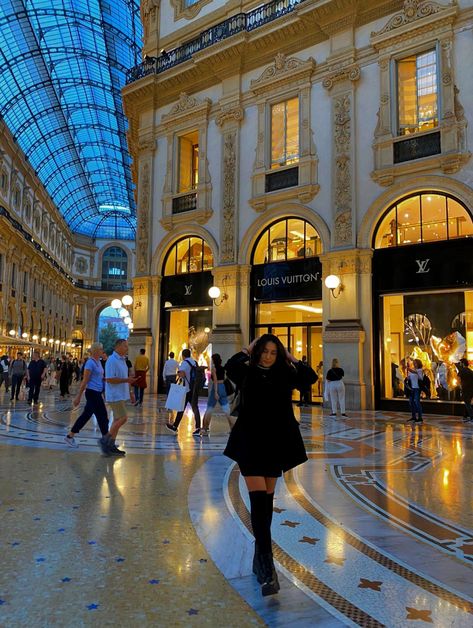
[249,491,275,554]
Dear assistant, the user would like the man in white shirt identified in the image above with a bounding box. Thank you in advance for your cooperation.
[162,351,179,392]
[101,338,136,455]
[166,348,201,436]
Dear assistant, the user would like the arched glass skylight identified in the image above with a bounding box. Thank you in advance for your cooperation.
[0,0,142,240]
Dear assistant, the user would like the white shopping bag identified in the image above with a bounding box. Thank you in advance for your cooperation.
[165,383,187,411]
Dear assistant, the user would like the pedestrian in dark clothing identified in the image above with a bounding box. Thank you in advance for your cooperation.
[65,342,109,450]
[26,351,47,404]
[406,358,424,423]
[224,334,316,597]
[9,352,27,401]
[0,355,10,392]
[297,355,312,406]
[58,355,70,397]
[456,358,473,422]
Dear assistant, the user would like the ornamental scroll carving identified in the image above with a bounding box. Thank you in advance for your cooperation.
[137,162,151,275]
[333,94,353,246]
[371,0,453,38]
[167,92,211,117]
[141,0,159,40]
[250,53,315,93]
[215,107,244,128]
[221,131,237,264]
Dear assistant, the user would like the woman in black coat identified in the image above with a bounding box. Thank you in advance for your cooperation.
[224,334,317,597]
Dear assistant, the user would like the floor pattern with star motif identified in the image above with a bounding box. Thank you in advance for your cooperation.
[0,386,472,626]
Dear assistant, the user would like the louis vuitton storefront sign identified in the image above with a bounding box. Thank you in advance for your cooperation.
[252,258,323,301]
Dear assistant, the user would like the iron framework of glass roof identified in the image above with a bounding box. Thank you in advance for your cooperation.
[0,0,142,240]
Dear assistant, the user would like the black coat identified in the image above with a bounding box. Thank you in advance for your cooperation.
[457,365,473,398]
[223,352,317,474]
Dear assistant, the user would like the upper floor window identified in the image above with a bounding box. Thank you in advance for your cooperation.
[0,169,8,194]
[270,97,299,169]
[0,253,3,283]
[102,246,128,289]
[164,236,213,276]
[374,192,473,248]
[397,50,438,136]
[178,130,199,193]
[252,217,321,264]
[11,263,16,289]
[13,186,21,209]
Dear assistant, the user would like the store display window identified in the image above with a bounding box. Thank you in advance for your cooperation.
[252,217,321,264]
[164,236,213,276]
[380,291,473,402]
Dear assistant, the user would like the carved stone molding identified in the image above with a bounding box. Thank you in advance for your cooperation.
[250,53,316,95]
[322,64,361,91]
[215,107,244,128]
[141,0,159,41]
[371,0,457,46]
[332,93,354,247]
[136,161,151,275]
[323,319,366,344]
[220,130,238,264]
[321,249,373,277]
[161,92,212,128]
[170,0,212,21]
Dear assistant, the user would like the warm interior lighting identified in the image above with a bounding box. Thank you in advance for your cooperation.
[325,274,343,298]
[286,304,323,314]
[41,337,47,343]
[32,335,38,340]
[9,329,16,336]
[118,308,129,318]
[164,301,173,308]
[122,294,133,306]
[208,286,221,300]
[22,332,28,338]
[124,316,132,325]
[111,298,122,309]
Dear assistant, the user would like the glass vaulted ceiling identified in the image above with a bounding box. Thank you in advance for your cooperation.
[0,0,142,240]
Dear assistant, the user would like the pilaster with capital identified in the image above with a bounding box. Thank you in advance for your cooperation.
[128,275,157,387]
[323,64,360,249]
[136,138,156,277]
[215,103,244,265]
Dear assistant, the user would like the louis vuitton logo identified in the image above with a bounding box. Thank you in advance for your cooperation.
[415,259,430,274]
[184,285,192,296]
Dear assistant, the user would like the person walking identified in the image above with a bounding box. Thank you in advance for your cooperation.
[101,338,136,455]
[405,358,424,424]
[26,351,47,405]
[297,355,312,406]
[133,348,149,406]
[0,354,10,393]
[165,348,201,435]
[201,353,231,435]
[223,334,316,597]
[162,351,179,392]
[57,355,71,398]
[456,358,473,422]
[325,358,346,417]
[9,352,27,402]
[64,342,111,451]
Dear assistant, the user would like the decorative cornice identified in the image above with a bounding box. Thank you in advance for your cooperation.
[170,0,212,21]
[371,0,458,46]
[250,53,316,95]
[161,92,212,125]
[322,64,361,91]
[215,106,244,128]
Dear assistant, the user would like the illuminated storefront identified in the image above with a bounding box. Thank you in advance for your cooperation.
[159,236,214,391]
[251,217,324,402]
[373,192,473,414]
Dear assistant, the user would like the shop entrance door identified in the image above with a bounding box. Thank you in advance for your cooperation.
[254,323,322,403]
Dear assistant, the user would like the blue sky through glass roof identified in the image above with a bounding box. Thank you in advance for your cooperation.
[0,0,142,240]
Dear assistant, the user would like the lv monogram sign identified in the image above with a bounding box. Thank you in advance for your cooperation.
[415,259,430,274]
[184,285,192,296]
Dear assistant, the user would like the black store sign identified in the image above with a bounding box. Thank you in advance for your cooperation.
[252,258,322,301]
[161,271,213,308]
[373,239,473,293]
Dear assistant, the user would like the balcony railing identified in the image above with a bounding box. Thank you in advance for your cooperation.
[172,192,198,214]
[393,131,441,164]
[126,0,305,84]
[265,166,299,193]
[75,283,132,292]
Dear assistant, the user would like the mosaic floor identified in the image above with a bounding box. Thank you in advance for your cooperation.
[0,385,472,627]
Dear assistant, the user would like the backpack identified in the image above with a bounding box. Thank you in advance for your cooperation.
[185,359,205,392]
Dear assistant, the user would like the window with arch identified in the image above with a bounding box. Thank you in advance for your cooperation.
[374,192,473,249]
[0,169,7,193]
[252,217,321,264]
[164,236,213,276]
[101,246,128,289]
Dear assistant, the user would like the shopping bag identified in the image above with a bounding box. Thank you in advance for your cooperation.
[165,383,187,411]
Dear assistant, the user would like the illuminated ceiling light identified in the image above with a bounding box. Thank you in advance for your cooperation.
[49,338,54,343]
[32,335,38,340]
[204,327,210,333]
[286,304,323,314]
[41,337,47,343]
[9,329,16,336]
[111,298,122,309]
[22,332,28,338]
[55,339,60,345]
[122,294,133,306]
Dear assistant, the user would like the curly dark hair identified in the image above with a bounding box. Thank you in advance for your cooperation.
[249,334,287,367]
[211,353,222,368]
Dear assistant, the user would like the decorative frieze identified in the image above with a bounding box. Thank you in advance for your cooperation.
[332,92,355,247]
[136,161,151,275]
[250,53,316,96]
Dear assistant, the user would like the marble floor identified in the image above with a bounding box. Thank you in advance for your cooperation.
[0,386,472,627]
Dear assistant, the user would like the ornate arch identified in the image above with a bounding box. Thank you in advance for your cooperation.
[151,224,219,277]
[358,175,473,249]
[238,202,330,266]
[98,242,134,285]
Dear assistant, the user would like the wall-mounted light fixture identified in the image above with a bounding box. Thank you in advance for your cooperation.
[208,275,229,306]
[9,329,16,337]
[325,274,343,298]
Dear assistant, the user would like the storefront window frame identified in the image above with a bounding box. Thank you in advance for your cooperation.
[163,235,213,277]
[373,191,473,249]
[251,217,322,265]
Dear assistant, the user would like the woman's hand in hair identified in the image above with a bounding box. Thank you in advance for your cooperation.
[285,349,299,364]
[243,338,259,355]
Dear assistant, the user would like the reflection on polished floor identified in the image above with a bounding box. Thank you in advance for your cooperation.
[1,386,472,627]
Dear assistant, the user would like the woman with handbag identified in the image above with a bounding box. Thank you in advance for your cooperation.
[325,358,346,417]
[224,334,317,597]
[200,353,232,435]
